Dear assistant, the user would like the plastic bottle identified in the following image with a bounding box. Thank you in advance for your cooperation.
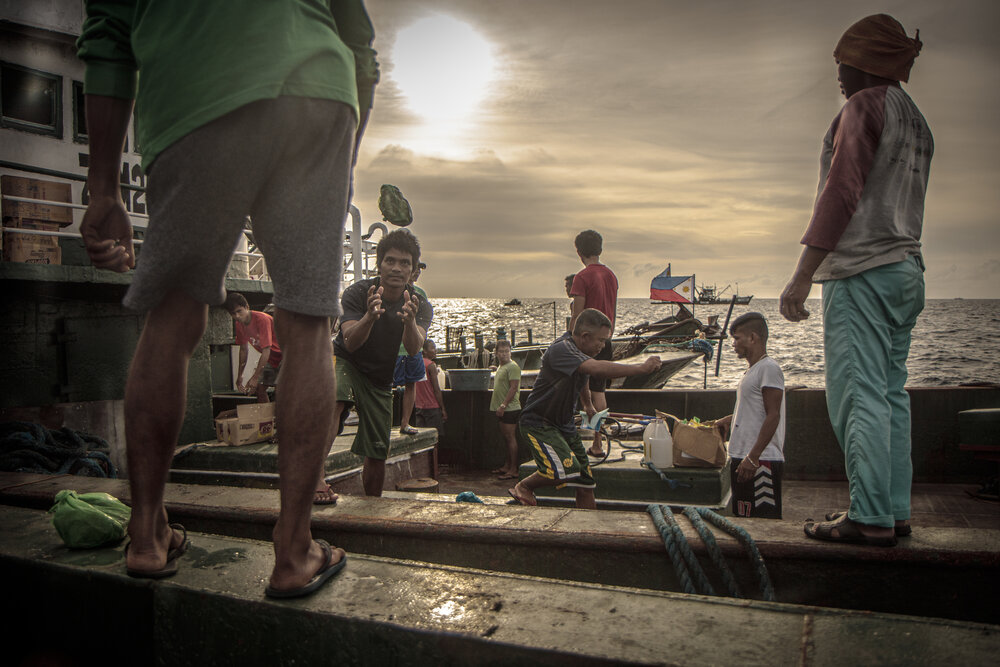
[642,419,673,468]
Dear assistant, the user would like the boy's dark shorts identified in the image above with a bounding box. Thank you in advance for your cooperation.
[519,423,595,488]
[729,458,783,519]
[393,353,425,386]
[497,409,521,425]
[259,363,279,387]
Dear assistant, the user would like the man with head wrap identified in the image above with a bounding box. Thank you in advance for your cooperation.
[779,15,932,547]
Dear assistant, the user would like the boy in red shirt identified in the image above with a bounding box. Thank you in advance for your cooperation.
[225,292,282,402]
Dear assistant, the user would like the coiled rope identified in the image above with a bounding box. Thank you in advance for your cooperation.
[646,503,775,601]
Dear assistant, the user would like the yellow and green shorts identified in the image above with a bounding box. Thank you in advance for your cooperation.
[519,423,595,488]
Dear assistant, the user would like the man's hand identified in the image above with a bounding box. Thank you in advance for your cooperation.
[245,375,259,395]
[736,457,759,483]
[366,284,385,319]
[779,275,812,322]
[495,406,505,418]
[441,408,448,422]
[80,195,135,272]
[640,356,662,373]
[398,290,419,323]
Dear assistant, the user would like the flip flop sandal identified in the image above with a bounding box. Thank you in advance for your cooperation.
[313,485,339,506]
[400,426,418,436]
[265,539,347,599]
[506,487,536,506]
[496,473,518,480]
[824,510,912,537]
[125,523,191,579]
[804,517,896,547]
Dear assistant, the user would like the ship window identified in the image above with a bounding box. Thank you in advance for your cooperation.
[72,80,87,143]
[1,62,63,138]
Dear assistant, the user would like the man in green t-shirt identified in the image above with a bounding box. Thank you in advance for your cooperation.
[491,339,523,479]
[76,1,378,599]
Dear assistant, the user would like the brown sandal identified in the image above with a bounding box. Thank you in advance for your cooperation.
[805,516,896,547]
[824,510,911,537]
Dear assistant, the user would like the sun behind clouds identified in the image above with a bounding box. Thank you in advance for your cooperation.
[389,14,497,154]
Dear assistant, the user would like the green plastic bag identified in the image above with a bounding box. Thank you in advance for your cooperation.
[378,184,413,227]
[48,489,131,549]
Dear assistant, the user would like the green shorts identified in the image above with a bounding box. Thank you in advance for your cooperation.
[519,423,595,488]
[336,357,393,461]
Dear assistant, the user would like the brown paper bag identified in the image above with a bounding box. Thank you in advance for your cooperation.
[656,410,728,468]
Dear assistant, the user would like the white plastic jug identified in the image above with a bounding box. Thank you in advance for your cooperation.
[643,419,673,469]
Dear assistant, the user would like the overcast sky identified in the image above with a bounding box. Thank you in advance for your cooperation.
[352,0,1000,299]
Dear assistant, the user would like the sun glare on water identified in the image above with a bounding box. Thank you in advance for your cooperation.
[390,14,497,155]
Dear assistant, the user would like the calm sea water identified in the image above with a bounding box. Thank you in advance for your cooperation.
[425,297,1000,389]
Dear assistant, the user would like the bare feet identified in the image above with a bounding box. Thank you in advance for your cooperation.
[268,539,346,595]
[507,482,537,506]
[313,485,339,505]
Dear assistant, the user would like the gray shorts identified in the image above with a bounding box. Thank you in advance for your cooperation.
[126,97,356,317]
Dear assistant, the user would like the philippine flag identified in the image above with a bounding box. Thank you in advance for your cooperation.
[650,269,694,303]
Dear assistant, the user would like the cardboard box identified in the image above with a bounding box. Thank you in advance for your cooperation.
[1,176,73,226]
[214,402,276,446]
[2,221,61,264]
[657,410,727,467]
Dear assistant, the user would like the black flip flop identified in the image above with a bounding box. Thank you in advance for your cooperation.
[125,523,190,579]
[804,517,896,547]
[265,539,346,599]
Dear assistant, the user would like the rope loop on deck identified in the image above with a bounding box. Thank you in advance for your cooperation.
[646,503,775,602]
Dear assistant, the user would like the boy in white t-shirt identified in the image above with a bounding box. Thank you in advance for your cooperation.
[715,312,786,519]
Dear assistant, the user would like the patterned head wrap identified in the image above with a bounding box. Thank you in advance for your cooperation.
[833,14,922,83]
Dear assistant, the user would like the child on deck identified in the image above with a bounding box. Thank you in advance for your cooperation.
[490,339,522,479]
[715,312,786,519]
[509,309,661,509]
[413,339,447,436]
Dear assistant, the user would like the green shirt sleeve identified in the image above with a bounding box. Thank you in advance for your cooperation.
[328,0,380,112]
[77,0,138,100]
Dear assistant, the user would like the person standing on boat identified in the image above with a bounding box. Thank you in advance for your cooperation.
[76,0,378,596]
[779,14,930,547]
[508,309,661,508]
[324,230,432,497]
[714,313,786,519]
[225,293,282,403]
[413,338,447,436]
[394,261,428,435]
[569,230,619,459]
[491,339,522,480]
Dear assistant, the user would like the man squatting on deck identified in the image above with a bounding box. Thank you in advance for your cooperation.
[225,293,282,403]
[77,0,378,597]
[780,14,931,547]
[322,230,432,498]
[569,230,619,459]
[509,309,661,508]
[714,313,786,520]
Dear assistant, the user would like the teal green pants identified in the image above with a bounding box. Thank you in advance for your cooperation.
[821,257,924,528]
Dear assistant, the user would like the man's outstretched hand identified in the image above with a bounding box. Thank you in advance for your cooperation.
[81,195,135,272]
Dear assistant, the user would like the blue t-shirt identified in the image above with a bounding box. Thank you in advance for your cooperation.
[519,333,591,434]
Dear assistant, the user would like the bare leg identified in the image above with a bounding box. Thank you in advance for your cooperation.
[500,422,519,476]
[588,390,607,456]
[124,290,207,574]
[575,487,597,510]
[361,456,386,497]
[400,382,416,431]
[268,308,344,592]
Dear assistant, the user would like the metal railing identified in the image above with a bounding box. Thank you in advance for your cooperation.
[0,160,385,287]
